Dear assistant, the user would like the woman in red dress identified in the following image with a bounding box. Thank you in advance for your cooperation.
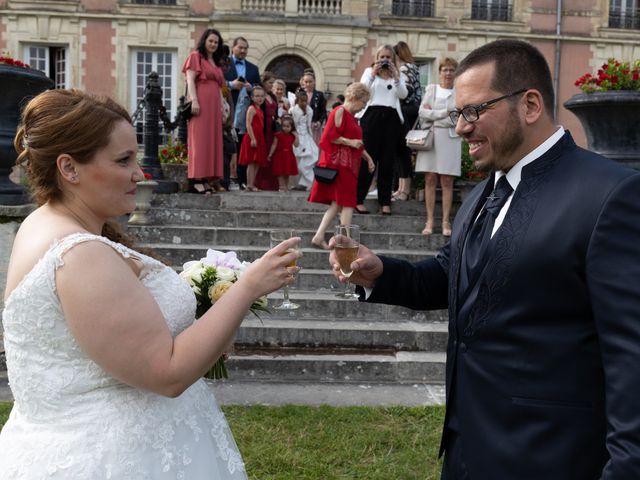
[182,28,225,194]
[308,83,375,249]
[238,86,268,191]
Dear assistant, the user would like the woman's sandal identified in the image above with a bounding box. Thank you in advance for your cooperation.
[391,191,409,202]
[422,221,433,236]
[442,221,452,237]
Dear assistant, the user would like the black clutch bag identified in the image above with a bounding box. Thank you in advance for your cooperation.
[313,166,338,184]
[179,101,193,121]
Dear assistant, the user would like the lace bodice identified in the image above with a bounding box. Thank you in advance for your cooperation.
[0,233,246,479]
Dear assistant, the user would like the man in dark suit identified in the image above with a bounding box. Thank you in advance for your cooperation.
[331,39,640,479]
[224,36,261,188]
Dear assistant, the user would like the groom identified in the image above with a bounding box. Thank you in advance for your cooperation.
[331,39,640,479]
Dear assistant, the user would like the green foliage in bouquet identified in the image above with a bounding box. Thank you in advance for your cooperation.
[179,250,270,379]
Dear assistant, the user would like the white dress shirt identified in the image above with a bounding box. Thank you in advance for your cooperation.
[491,126,565,236]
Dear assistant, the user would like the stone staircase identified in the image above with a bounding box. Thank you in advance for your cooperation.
[127,190,455,388]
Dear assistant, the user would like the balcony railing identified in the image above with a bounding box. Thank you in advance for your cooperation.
[471,1,512,22]
[391,0,434,17]
[609,6,640,29]
[241,0,341,14]
[298,0,341,15]
[241,0,285,13]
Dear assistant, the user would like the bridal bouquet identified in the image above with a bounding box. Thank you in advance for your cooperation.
[179,249,269,379]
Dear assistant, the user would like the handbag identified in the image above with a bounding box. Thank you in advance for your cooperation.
[405,116,434,151]
[179,101,193,121]
[179,84,193,121]
[313,166,339,184]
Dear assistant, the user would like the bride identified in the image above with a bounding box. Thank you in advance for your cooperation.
[0,89,300,479]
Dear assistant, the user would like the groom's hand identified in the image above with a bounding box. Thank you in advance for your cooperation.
[328,238,383,289]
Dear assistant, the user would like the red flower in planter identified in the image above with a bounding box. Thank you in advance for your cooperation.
[0,55,31,69]
[575,58,640,93]
[143,172,152,180]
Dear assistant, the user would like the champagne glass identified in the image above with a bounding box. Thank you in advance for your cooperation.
[270,229,300,310]
[334,224,360,299]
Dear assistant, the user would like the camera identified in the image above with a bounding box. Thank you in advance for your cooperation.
[380,60,390,69]
[237,76,245,83]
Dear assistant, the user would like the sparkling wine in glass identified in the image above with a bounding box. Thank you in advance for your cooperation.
[334,224,360,299]
[269,229,299,310]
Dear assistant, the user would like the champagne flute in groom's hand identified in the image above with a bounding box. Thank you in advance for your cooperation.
[333,224,360,300]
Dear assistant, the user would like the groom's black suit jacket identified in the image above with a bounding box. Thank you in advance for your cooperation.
[368,132,640,479]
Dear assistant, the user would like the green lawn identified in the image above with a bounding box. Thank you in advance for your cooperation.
[0,402,444,479]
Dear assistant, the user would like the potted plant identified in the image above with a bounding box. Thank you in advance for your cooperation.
[0,53,53,205]
[564,58,640,169]
[456,141,488,202]
[159,135,189,192]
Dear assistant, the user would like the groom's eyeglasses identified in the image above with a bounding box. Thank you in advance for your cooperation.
[448,89,528,126]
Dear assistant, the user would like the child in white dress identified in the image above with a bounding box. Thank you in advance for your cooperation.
[289,90,319,191]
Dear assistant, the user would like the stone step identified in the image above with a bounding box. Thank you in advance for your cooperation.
[261,290,448,323]
[152,191,459,216]
[225,350,446,384]
[236,317,448,351]
[146,207,439,233]
[147,244,436,270]
[129,224,448,251]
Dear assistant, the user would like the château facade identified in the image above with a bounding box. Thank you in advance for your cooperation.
[1,0,639,146]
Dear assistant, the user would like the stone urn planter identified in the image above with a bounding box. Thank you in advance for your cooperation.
[128,180,158,225]
[0,64,53,205]
[564,91,640,170]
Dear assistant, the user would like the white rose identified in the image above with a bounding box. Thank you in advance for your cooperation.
[215,266,236,282]
[179,261,205,286]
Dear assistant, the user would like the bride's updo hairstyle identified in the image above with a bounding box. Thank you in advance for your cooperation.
[14,89,142,249]
[14,88,131,206]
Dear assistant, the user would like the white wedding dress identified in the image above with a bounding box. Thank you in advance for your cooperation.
[0,233,247,479]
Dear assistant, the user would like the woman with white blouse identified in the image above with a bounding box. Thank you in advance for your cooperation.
[356,45,407,215]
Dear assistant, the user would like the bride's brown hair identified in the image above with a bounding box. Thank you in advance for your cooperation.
[14,89,142,249]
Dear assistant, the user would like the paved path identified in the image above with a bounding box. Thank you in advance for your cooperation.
[0,376,444,406]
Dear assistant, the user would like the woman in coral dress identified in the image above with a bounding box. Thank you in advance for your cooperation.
[308,83,374,248]
[182,28,225,193]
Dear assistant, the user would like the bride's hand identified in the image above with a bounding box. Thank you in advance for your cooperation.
[238,237,302,297]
